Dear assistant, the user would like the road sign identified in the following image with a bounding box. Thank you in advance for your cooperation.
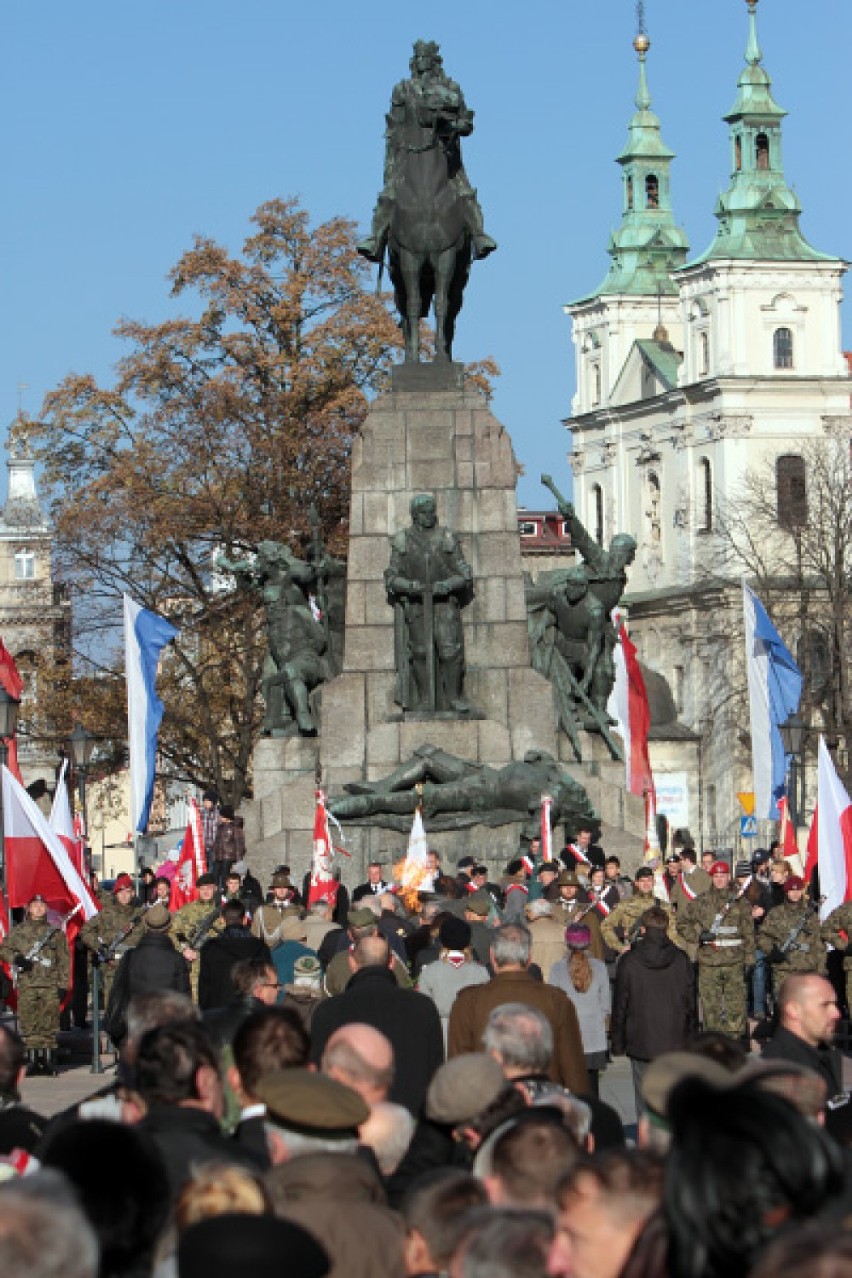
[740,815,758,838]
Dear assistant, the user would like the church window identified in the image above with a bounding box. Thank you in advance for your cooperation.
[592,485,604,546]
[776,454,807,528]
[774,327,794,369]
[14,549,35,580]
[645,174,659,209]
[591,362,602,406]
[699,331,710,376]
[626,176,634,211]
[755,133,770,170]
[698,458,713,533]
[647,472,662,547]
[674,665,685,714]
[735,135,742,171]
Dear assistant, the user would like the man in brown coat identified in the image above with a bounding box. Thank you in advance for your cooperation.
[447,922,588,1095]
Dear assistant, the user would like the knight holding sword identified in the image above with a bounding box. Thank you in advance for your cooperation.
[385,494,473,713]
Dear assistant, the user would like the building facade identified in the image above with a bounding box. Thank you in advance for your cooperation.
[564,3,850,849]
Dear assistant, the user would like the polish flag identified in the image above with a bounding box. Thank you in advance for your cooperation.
[811,738,852,920]
[607,623,654,800]
[170,798,206,911]
[307,789,339,908]
[4,765,99,920]
[0,638,23,784]
[49,759,86,880]
[776,795,802,873]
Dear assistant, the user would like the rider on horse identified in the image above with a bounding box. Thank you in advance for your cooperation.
[357,40,497,265]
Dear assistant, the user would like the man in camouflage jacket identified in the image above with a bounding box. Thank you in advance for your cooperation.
[760,875,825,991]
[171,873,224,1000]
[0,894,70,1074]
[677,860,755,1037]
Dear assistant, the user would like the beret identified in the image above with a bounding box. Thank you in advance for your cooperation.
[425,1054,507,1125]
[113,874,134,893]
[196,873,217,887]
[347,907,378,929]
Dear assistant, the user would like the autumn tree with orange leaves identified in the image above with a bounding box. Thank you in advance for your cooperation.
[18,198,407,806]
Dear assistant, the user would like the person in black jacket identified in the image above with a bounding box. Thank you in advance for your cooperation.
[309,934,444,1116]
[105,905,190,1046]
[198,901,271,1012]
[202,957,281,1048]
[610,905,696,1118]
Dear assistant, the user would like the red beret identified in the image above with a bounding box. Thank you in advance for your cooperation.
[113,873,134,893]
[710,861,730,875]
[784,875,805,893]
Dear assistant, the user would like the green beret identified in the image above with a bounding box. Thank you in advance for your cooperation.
[256,1069,368,1137]
[347,907,377,929]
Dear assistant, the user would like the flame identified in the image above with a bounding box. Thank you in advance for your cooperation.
[394,857,430,913]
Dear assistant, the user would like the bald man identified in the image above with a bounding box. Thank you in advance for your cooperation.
[309,935,444,1114]
[762,972,843,1101]
[320,1023,395,1107]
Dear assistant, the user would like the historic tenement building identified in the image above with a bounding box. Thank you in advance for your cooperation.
[563,5,850,847]
[0,420,70,786]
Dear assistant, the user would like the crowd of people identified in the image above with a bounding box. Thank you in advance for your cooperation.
[1,819,852,1278]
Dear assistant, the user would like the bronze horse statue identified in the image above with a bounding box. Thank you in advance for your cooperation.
[387,107,472,362]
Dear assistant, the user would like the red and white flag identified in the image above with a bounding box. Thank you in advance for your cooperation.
[607,623,654,800]
[170,797,207,911]
[49,759,87,881]
[0,639,23,784]
[4,765,99,921]
[806,737,852,920]
[538,795,553,870]
[308,789,339,908]
[776,795,801,870]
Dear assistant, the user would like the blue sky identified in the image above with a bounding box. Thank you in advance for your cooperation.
[1,0,848,510]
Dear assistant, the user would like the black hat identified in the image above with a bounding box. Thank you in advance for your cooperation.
[440,916,471,950]
[196,873,217,887]
[634,866,654,881]
[202,789,219,805]
[457,855,476,870]
[179,1214,329,1278]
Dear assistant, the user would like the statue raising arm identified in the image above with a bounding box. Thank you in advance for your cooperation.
[541,473,604,572]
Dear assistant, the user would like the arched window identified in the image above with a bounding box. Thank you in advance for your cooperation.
[592,485,604,546]
[626,176,634,211]
[14,549,35,580]
[592,362,602,407]
[647,471,662,547]
[776,454,807,528]
[735,135,742,171]
[774,327,794,369]
[645,174,659,209]
[756,132,770,170]
[698,458,713,533]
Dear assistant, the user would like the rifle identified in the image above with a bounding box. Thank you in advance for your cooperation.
[776,896,827,959]
[700,883,750,946]
[14,903,82,973]
[96,905,148,964]
[178,906,222,953]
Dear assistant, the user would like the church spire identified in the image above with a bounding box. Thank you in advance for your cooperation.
[691,0,835,264]
[578,20,689,301]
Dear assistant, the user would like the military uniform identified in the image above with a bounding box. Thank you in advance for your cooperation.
[677,887,755,1036]
[601,894,680,954]
[760,899,826,985]
[251,901,307,949]
[821,902,852,1010]
[171,896,224,1000]
[80,897,146,1008]
[669,866,712,912]
[0,915,70,1065]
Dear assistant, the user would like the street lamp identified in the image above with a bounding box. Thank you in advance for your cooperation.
[779,712,806,827]
[0,687,20,886]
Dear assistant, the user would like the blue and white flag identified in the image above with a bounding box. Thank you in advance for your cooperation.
[743,582,802,820]
[124,594,178,834]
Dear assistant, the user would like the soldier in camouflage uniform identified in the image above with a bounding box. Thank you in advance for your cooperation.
[601,867,681,954]
[0,894,70,1075]
[760,875,826,993]
[80,873,147,1011]
[677,860,755,1037]
[821,898,852,1013]
[171,873,224,1000]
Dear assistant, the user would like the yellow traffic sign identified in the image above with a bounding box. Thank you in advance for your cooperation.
[737,791,756,816]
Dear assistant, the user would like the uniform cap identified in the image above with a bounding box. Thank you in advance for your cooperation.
[113,873,134,893]
[255,1069,368,1136]
[784,875,806,893]
[634,867,654,881]
[457,855,476,870]
[271,872,292,889]
[710,861,730,876]
[293,955,322,981]
[558,871,581,888]
[28,893,46,905]
[752,848,771,867]
[196,873,217,888]
[347,907,377,929]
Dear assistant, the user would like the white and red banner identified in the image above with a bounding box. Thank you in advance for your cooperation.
[170,797,207,911]
[539,795,553,868]
[607,622,654,800]
[49,759,87,881]
[400,806,431,893]
[804,738,852,920]
[308,789,339,908]
[4,765,99,920]
[776,795,802,872]
[0,639,23,784]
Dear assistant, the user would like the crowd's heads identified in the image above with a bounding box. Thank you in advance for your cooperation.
[565,923,590,951]
[481,1110,583,1207]
[425,1054,509,1128]
[452,1206,555,1278]
[123,991,199,1064]
[178,1213,329,1278]
[554,1150,664,1278]
[490,923,532,970]
[358,1102,415,1175]
[231,958,280,1004]
[440,916,472,951]
[402,1170,488,1275]
[175,1165,271,1234]
[222,900,246,927]
[0,1173,99,1278]
[257,1069,367,1163]
[231,1007,310,1102]
[777,973,841,1048]
[135,1022,222,1114]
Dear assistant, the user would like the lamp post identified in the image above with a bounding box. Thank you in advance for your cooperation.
[69,722,95,874]
[779,713,806,828]
[0,687,20,887]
